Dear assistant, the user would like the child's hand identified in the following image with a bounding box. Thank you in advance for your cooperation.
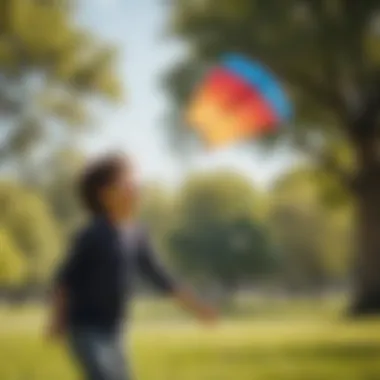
[175,287,219,326]
[46,286,68,341]
[46,317,66,341]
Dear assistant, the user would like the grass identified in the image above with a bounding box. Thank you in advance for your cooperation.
[1,298,380,380]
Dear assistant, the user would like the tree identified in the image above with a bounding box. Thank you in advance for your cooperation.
[41,147,86,235]
[269,167,353,294]
[167,171,275,303]
[139,182,175,245]
[0,181,61,289]
[0,227,26,290]
[166,0,380,314]
[0,0,121,168]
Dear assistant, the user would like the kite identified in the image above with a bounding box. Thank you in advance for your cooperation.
[186,54,293,148]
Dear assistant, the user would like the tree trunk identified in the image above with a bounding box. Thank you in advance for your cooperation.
[350,169,380,316]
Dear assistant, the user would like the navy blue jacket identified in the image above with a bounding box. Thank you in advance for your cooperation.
[55,217,176,330]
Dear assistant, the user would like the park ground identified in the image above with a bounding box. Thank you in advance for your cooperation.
[1,297,380,380]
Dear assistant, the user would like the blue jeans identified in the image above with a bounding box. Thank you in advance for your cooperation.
[68,327,129,380]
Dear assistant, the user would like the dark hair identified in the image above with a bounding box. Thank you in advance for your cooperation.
[79,154,126,215]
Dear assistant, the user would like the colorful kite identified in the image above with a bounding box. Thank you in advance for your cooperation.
[186,54,293,148]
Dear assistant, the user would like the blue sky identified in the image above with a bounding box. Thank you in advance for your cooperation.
[77,0,299,189]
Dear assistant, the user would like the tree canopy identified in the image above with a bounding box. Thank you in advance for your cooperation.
[0,181,61,287]
[166,1,380,180]
[167,171,275,299]
[0,0,121,164]
[0,227,26,288]
[270,167,353,291]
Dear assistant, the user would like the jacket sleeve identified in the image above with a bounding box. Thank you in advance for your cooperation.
[137,229,177,294]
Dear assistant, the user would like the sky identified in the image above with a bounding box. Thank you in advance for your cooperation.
[77,0,299,189]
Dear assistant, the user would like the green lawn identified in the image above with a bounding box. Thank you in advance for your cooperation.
[1,299,380,380]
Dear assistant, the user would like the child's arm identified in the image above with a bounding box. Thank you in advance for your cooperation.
[173,287,218,324]
[47,231,89,339]
[137,231,218,323]
[47,286,68,339]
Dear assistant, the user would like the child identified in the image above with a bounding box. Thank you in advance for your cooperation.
[48,153,217,380]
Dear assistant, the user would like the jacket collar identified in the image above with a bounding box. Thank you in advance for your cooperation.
[93,215,119,238]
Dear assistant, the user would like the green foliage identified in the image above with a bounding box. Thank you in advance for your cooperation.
[167,171,275,294]
[269,167,353,290]
[139,183,174,238]
[41,147,86,235]
[138,169,352,294]
[169,0,380,111]
[0,0,122,163]
[165,1,380,184]
[0,181,61,285]
[0,227,25,287]
[138,182,176,261]
[174,171,265,222]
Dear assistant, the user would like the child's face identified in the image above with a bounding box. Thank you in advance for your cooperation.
[101,162,139,219]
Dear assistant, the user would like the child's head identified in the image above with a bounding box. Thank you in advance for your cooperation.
[79,153,139,220]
